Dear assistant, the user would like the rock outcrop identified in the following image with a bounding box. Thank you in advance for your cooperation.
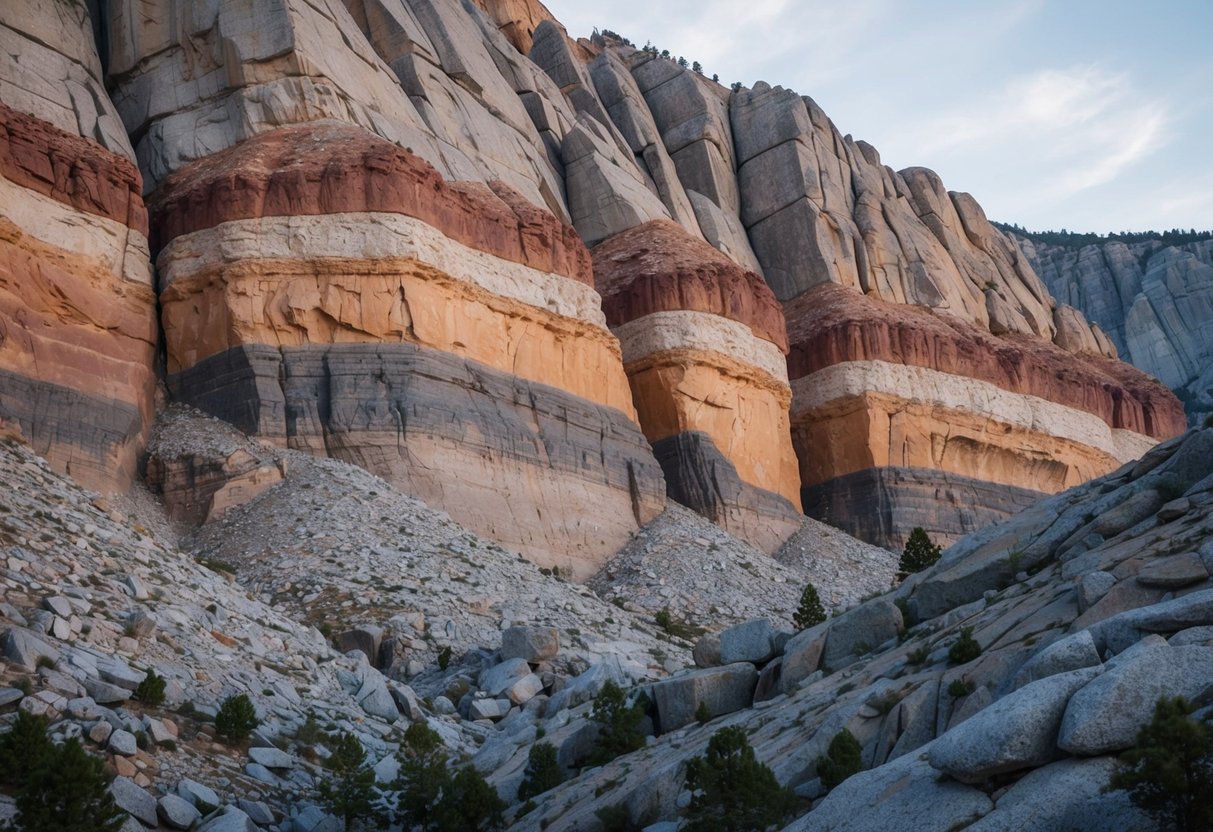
[1022,235,1213,427]
[789,282,1185,548]
[0,1,155,493]
[153,123,664,578]
[592,220,801,551]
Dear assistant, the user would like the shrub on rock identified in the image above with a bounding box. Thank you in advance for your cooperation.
[793,582,826,630]
[587,680,647,765]
[817,728,862,791]
[1106,696,1213,832]
[134,667,166,707]
[683,726,795,831]
[6,718,123,832]
[900,527,941,574]
[948,627,982,665]
[215,693,259,742]
[317,730,382,830]
[517,741,563,800]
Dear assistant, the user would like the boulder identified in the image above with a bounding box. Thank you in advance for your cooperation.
[1059,643,1213,755]
[198,808,258,832]
[469,698,512,721]
[1077,571,1117,613]
[692,632,722,668]
[780,622,829,693]
[500,626,559,663]
[1135,553,1209,589]
[479,658,534,697]
[158,794,202,830]
[1012,630,1102,689]
[787,750,993,831]
[110,777,157,827]
[1089,588,1213,654]
[822,600,903,673]
[2,628,60,671]
[718,619,778,665]
[650,663,758,733]
[248,747,295,770]
[177,779,221,811]
[84,678,130,704]
[505,673,544,705]
[928,667,1101,782]
[334,627,383,665]
[107,729,138,756]
[963,756,1155,831]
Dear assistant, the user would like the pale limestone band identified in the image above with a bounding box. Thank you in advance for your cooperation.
[0,174,152,286]
[157,211,609,328]
[792,359,1156,463]
[612,310,790,387]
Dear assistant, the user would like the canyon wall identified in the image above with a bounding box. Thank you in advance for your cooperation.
[1022,235,1213,428]
[0,2,156,492]
[0,0,1188,558]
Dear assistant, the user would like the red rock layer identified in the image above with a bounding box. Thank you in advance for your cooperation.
[592,220,788,351]
[787,283,1185,439]
[0,103,147,234]
[149,122,591,284]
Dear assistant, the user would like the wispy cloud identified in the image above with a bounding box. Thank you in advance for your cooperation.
[913,65,1170,201]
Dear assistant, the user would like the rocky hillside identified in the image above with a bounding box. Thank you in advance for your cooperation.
[0,0,1185,559]
[1018,233,1213,427]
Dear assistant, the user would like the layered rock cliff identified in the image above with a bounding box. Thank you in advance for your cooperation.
[1020,234,1213,427]
[0,0,1187,558]
[0,1,156,493]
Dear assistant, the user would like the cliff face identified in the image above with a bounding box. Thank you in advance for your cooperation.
[1021,235,1213,427]
[0,0,156,493]
[0,0,1187,557]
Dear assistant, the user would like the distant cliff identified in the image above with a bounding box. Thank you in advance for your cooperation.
[1015,232,1213,427]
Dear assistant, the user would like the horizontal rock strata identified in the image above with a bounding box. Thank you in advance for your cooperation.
[789,283,1183,549]
[0,103,155,491]
[592,221,800,550]
[155,123,663,576]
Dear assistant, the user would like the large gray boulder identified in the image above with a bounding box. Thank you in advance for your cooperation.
[2,628,60,671]
[478,658,532,697]
[779,621,829,692]
[822,599,903,673]
[963,756,1156,831]
[158,794,203,830]
[1088,588,1213,654]
[787,750,993,831]
[198,807,258,832]
[928,667,1101,782]
[1012,630,1102,689]
[718,618,777,665]
[110,777,157,827]
[500,626,559,663]
[1059,643,1213,755]
[650,663,758,733]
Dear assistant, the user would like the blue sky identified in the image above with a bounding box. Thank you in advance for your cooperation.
[542,0,1213,233]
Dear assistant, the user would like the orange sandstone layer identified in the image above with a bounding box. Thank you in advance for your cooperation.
[160,257,635,417]
[0,106,155,492]
[591,220,801,550]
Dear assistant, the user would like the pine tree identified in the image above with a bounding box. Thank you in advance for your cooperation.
[1106,697,1213,832]
[793,582,826,630]
[12,737,124,832]
[817,728,862,791]
[134,667,166,707]
[683,726,796,831]
[0,709,53,787]
[394,722,449,831]
[317,731,382,830]
[517,741,563,801]
[587,680,647,765]
[899,527,941,574]
[433,766,505,832]
[215,693,259,742]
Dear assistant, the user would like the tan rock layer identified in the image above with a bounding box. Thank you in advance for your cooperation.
[786,282,1186,439]
[149,122,591,284]
[793,391,1128,494]
[160,256,636,418]
[0,219,156,408]
[471,0,563,54]
[592,220,788,352]
[625,347,800,509]
[0,103,147,234]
